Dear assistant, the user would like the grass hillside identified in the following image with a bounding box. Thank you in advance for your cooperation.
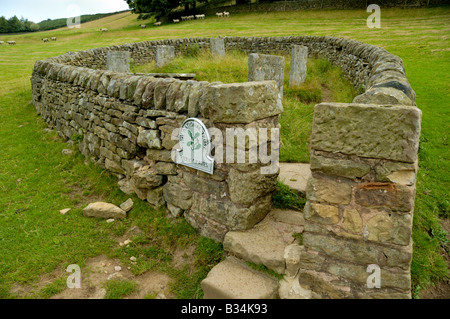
[0,7,448,298]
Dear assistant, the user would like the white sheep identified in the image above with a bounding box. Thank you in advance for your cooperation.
[51,37,57,41]
[196,14,205,19]
[7,41,16,45]
[181,16,187,21]
[154,21,162,26]
[223,12,230,17]
[216,12,223,18]
[42,38,49,42]
[0,41,4,45]
[173,19,180,23]
[140,24,146,28]
[100,28,108,32]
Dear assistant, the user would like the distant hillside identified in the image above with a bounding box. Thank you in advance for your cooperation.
[38,10,130,31]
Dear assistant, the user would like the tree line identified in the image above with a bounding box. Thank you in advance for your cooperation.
[0,11,127,34]
[0,16,40,33]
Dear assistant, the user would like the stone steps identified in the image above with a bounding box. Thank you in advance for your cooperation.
[223,209,304,275]
[202,208,309,299]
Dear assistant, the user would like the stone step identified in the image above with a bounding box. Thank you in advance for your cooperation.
[278,162,311,195]
[223,209,304,275]
[201,256,279,299]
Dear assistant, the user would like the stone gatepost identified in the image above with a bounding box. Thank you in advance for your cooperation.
[156,45,175,68]
[106,51,131,73]
[210,37,225,56]
[165,80,283,242]
[248,53,285,99]
[289,45,308,87]
[298,102,422,299]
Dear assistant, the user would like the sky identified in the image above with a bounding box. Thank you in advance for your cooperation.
[0,0,130,23]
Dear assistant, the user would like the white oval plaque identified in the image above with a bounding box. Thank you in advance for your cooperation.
[176,118,214,174]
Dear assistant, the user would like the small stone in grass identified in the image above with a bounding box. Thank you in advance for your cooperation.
[114,266,122,272]
[60,208,71,215]
[106,218,115,223]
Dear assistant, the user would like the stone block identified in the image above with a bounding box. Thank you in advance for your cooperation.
[304,202,339,225]
[355,182,414,212]
[306,176,352,205]
[310,103,422,163]
[289,45,308,88]
[200,81,282,124]
[210,37,225,56]
[155,45,175,68]
[106,51,131,73]
[248,53,285,99]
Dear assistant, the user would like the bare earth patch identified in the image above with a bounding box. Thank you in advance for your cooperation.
[51,255,173,299]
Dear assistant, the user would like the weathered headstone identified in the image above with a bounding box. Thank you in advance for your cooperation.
[156,45,175,68]
[248,53,285,99]
[106,51,131,73]
[289,45,308,88]
[210,38,225,56]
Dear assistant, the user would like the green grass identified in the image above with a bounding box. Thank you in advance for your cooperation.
[104,279,139,299]
[0,7,448,298]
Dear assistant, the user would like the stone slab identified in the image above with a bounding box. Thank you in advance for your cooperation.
[278,163,311,195]
[201,256,279,299]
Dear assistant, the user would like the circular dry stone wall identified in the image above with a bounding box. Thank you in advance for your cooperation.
[31,36,421,299]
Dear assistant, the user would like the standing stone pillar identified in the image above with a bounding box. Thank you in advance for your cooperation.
[106,51,131,73]
[298,102,422,299]
[289,45,308,88]
[248,53,285,99]
[210,38,225,56]
[156,45,175,68]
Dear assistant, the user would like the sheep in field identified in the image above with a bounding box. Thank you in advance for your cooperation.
[42,38,49,42]
[100,28,108,32]
[7,41,16,45]
[51,37,57,41]
[216,12,223,18]
[140,24,146,28]
[154,22,162,26]
[173,19,180,23]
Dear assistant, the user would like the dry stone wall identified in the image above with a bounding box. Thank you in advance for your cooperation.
[31,35,420,298]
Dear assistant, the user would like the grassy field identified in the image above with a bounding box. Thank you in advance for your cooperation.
[0,7,448,298]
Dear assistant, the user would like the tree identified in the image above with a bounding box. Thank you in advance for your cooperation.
[8,16,24,33]
[0,16,9,33]
[30,23,40,32]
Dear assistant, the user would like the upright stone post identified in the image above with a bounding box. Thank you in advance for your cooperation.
[248,53,285,99]
[298,102,422,299]
[289,45,308,88]
[106,51,131,73]
[210,37,225,56]
[156,45,175,68]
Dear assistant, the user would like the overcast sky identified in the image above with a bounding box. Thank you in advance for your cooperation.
[0,0,130,23]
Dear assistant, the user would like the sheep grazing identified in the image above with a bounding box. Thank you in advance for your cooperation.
[42,38,49,42]
[223,12,230,17]
[0,41,4,45]
[7,41,16,45]
[51,37,57,41]
[100,28,108,32]
[173,19,180,23]
[181,16,187,21]
[154,22,162,26]
[140,24,146,28]
[195,14,205,19]
[216,12,223,18]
